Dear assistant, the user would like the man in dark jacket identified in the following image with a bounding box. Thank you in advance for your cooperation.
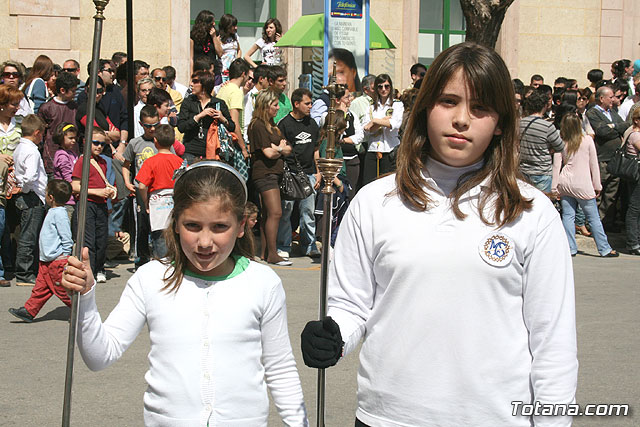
[586,85,630,230]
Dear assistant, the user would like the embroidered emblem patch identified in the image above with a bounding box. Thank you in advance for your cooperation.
[479,233,514,267]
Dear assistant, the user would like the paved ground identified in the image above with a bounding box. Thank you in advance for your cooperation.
[0,233,637,426]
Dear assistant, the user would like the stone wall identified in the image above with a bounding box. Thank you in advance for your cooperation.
[499,0,601,87]
[1,0,175,81]
[3,0,639,94]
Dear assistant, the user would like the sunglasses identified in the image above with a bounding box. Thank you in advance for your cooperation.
[2,72,20,78]
[96,87,104,94]
[191,79,200,84]
[579,96,588,101]
[378,84,391,90]
[154,76,167,82]
[419,71,426,77]
[141,121,160,128]
[63,68,77,73]
[101,68,114,74]
[91,140,107,147]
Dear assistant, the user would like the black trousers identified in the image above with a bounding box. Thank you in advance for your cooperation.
[344,156,361,202]
[14,192,45,283]
[135,190,151,263]
[76,201,108,276]
[362,151,393,187]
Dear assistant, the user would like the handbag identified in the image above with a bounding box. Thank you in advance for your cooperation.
[606,132,639,182]
[90,158,118,199]
[280,151,313,201]
[205,120,249,181]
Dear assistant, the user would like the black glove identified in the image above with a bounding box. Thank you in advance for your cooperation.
[301,316,343,368]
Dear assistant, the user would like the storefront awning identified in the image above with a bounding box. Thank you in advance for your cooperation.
[276,13,395,50]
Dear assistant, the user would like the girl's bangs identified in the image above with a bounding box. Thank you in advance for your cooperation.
[460,62,503,113]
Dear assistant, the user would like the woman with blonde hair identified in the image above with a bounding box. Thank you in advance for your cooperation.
[248,89,292,265]
[23,55,54,114]
[552,112,618,256]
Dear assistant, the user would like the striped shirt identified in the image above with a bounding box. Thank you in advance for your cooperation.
[519,116,565,175]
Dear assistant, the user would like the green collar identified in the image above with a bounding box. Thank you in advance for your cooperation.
[185,255,249,281]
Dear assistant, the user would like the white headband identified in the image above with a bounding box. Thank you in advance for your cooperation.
[173,160,247,203]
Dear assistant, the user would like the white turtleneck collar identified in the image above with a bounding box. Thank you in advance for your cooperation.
[423,157,484,196]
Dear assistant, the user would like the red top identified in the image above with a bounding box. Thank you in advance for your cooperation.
[72,155,108,204]
[172,140,185,156]
[135,152,184,194]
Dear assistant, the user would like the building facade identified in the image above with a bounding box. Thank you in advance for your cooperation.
[2,0,639,92]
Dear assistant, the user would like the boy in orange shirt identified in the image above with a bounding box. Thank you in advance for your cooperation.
[135,124,183,258]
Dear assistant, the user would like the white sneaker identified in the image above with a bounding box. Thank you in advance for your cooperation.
[277,250,290,260]
[96,272,107,283]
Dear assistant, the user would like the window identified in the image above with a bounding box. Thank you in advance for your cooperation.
[190,0,278,60]
[418,0,466,66]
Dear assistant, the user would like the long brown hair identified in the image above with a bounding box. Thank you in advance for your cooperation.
[249,89,281,135]
[23,55,54,94]
[372,74,394,110]
[161,164,254,293]
[560,113,583,157]
[190,10,215,45]
[394,42,532,227]
[319,110,347,142]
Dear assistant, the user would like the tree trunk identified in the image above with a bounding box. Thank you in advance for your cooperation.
[459,0,515,49]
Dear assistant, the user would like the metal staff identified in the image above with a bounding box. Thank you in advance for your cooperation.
[62,1,110,425]
[315,63,344,427]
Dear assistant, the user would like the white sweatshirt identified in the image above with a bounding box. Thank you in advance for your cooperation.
[362,99,404,153]
[328,161,578,427]
[78,259,308,426]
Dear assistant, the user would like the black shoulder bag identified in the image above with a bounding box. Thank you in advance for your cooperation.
[607,131,639,182]
[280,150,314,200]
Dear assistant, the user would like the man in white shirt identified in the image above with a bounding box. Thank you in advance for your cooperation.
[310,74,348,126]
[133,77,155,138]
[12,115,48,286]
[243,64,270,144]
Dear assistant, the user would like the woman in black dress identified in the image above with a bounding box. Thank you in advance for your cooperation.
[190,10,223,86]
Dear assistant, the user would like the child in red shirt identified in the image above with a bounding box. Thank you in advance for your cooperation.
[135,124,183,258]
[71,127,115,283]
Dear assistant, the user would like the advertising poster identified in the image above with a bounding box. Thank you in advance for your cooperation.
[325,0,368,93]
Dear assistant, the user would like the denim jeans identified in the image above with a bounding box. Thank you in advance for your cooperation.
[277,173,318,254]
[14,192,46,282]
[523,173,553,193]
[151,230,168,259]
[625,180,640,250]
[108,197,128,236]
[575,205,586,227]
[560,196,612,256]
[0,206,5,279]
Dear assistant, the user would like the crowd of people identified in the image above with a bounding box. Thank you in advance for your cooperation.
[514,58,640,257]
[0,8,635,425]
[0,13,414,286]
